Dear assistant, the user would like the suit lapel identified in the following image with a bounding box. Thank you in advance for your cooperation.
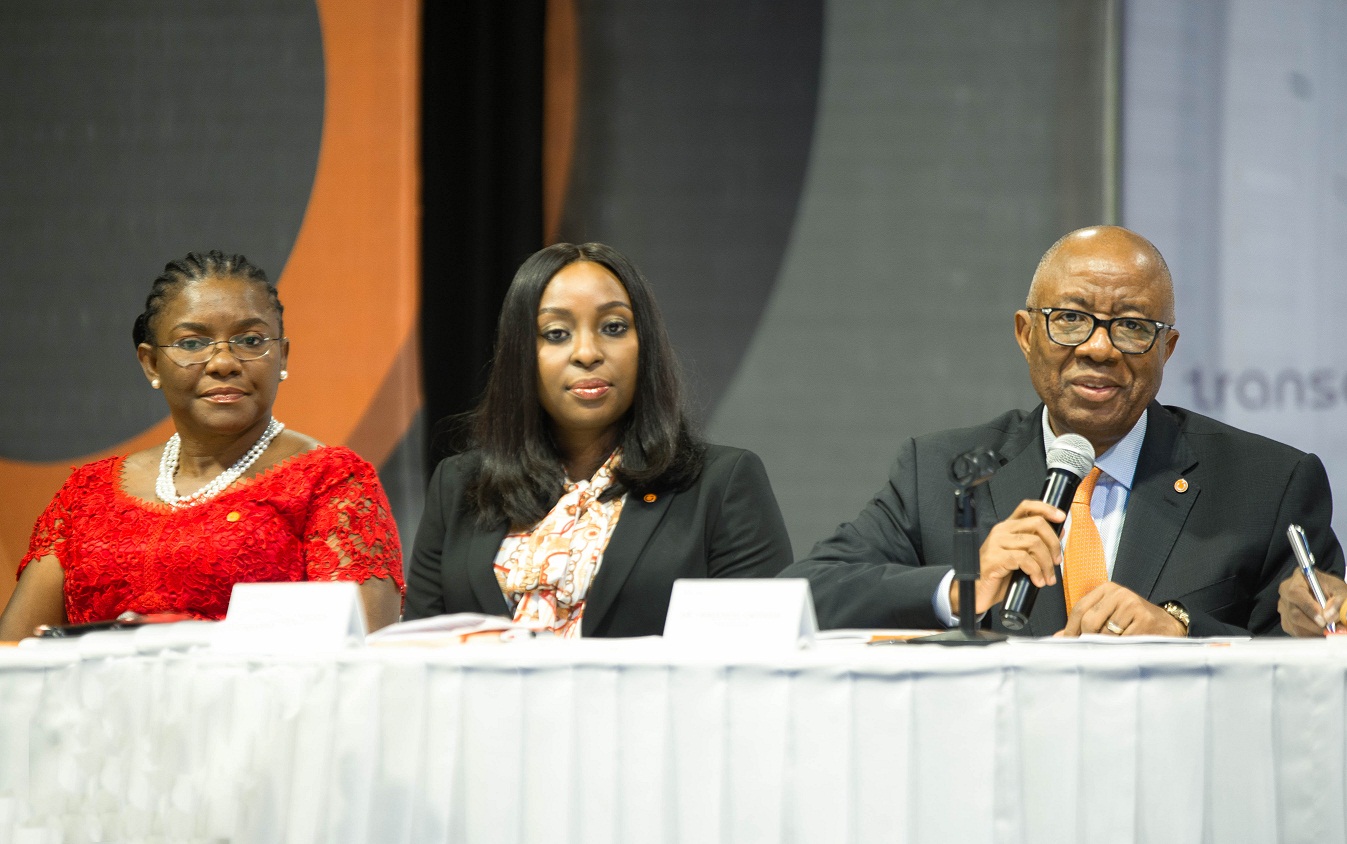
[983,410,1068,636]
[464,526,512,616]
[1112,404,1199,600]
[986,412,1048,525]
[582,490,674,635]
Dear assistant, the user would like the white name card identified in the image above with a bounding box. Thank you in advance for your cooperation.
[213,581,367,654]
[662,578,818,651]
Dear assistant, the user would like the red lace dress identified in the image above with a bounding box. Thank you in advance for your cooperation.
[18,446,404,624]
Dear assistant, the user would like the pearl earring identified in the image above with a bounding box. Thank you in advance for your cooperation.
[151,378,161,389]
[279,370,288,381]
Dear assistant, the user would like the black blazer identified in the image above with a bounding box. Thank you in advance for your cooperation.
[782,403,1345,636]
[405,444,793,637]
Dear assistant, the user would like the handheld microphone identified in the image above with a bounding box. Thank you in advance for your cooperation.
[1000,433,1095,631]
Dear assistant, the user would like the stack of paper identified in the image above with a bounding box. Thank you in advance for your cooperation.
[366,613,550,646]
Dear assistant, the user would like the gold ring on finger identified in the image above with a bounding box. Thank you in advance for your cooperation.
[1105,620,1125,635]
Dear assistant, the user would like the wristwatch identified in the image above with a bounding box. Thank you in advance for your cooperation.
[1161,601,1191,636]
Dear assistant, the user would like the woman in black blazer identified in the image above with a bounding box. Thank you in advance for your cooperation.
[405,242,792,637]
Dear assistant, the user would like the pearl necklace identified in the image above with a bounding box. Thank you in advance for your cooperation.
[156,418,285,508]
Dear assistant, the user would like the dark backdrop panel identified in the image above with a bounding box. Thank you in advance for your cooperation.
[418,0,1111,552]
[419,0,545,467]
[0,0,323,461]
[710,0,1113,552]
[557,0,825,418]
[545,0,1110,550]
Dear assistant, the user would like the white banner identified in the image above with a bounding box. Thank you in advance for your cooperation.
[1124,0,1347,539]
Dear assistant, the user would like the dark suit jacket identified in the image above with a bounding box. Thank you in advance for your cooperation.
[782,403,1345,636]
[405,444,793,637]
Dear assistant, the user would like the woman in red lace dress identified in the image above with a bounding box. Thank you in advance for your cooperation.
[0,251,403,639]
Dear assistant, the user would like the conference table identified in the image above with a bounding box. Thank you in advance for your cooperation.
[1,631,1344,844]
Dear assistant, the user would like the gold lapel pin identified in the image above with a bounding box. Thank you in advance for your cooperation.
[643,493,657,503]
[1173,478,1189,493]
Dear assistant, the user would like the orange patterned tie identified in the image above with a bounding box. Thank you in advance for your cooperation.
[1063,467,1105,612]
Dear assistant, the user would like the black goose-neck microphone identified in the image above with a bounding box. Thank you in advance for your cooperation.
[1000,433,1095,631]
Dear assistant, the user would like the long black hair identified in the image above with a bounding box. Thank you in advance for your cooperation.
[132,251,280,346]
[463,242,705,527]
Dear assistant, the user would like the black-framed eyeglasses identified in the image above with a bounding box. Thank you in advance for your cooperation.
[157,333,284,367]
[1025,308,1173,355]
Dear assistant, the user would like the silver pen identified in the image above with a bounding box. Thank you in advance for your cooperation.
[1288,524,1337,633]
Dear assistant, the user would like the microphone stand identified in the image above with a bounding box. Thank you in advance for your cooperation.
[911,480,1007,646]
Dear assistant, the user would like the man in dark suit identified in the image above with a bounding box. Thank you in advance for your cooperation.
[783,225,1345,637]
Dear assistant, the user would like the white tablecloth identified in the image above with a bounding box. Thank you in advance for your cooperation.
[1,635,1345,844]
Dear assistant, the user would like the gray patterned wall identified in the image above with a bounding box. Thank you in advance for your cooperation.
[561,0,1112,554]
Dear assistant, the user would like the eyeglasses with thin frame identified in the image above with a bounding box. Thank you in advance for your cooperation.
[1025,307,1173,355]
[156,333,285,367]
